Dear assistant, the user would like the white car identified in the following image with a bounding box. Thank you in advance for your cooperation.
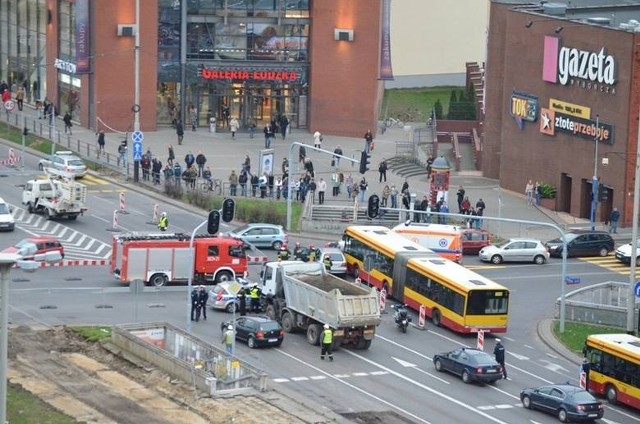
[38,151,87,178]
[479,238,549,265]
[318,247,347,276]
[615,241,640,265]
[0,197,15,231]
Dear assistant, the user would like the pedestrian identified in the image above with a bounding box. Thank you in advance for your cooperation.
[390,185,398,208]
[238,288,247,316]
[229,170,238,196]
[259,173,268,198]
[230,117,239,139]
[184,151,195,169]
[308,178,317,203]
[15,86,24,111]
[318,178,327,205]
[333,145,343,167]
[239,171,248,196]
[475,198,486,229]
[331,171,340,197]
[195,151,207,177]
[313,131,322,149]
[197,285,208,321]
[189,104,197,131]
[158,212,168,231]
[282,157,289,174]
[222,325,234,354]
[152,158,162,185]
[580,358,590,390]
[141,151,151,180]
[345,174,354,199]
[401,179,409,194]
[251,173,259,197]
[63,111,73,135]
[493,338,507,379]
[609,207,620,233]
[440,201,449,224]
[525,180,534,206]
[167,144,175,166]
[242,154,251,174]
[378,160,387,183]
[461,196,471,214]
[263,123,275,148]
[97,131,106,156]
[364,129,373,153]
[320,324,334,361]
[275,176,283,199]
[359,177,368,203]
[382,185,390,207]
[249,283,261,313]
[190,287,199,321]
[298,144,306,166]
[280,115,289,139]
[173,162,182,186]
[117,141,127,167]
[534,181,541,206]
[176,120,184,145]
[456,186,466,213]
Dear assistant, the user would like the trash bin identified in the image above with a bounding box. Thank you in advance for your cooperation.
[209,117,216,133]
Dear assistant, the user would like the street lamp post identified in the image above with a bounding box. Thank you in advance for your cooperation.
[627,108,640,335]
[186,219,208,334]
[590,115,600,231]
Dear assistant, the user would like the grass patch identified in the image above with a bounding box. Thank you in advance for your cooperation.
[69,326,112,342]
[552,321,623,354]
[9,382,80,424]
[381,86,461,121]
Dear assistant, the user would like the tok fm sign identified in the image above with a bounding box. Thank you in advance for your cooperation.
[510,91,538,130]
[539,108,614,145]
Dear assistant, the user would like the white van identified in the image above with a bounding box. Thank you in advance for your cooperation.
[0,197,15,231]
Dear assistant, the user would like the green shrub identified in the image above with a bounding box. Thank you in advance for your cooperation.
[538,181,557,199]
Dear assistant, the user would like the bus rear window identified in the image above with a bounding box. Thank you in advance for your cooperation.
[467,290,508,315]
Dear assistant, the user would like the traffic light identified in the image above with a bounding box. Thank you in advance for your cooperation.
[207,210,220,234]
[359,151,371,174]
[598,183,609,202]
[221,198,235,223]
[368,194,380,219]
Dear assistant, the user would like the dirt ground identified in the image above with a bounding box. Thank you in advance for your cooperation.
[7,326,415,424]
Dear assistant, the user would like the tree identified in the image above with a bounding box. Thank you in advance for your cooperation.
[434,99,444,120]
[447,91,458,119]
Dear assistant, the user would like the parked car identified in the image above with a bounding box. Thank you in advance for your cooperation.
[2,237,64,260]
[520,384,604,422]
[479,238,549,264]
[545,231,614,258]
[460,228,491,255]
[38,151,87,178]
[433,347,503,384]
[228,223,287,249]
[207,277,253,312]
[614,240,640,265]
[317,247,347,276]
[220,316,284,348]
[0,197,15,232]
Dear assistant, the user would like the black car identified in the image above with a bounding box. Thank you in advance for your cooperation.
[433,347,503,384]
[545,231,614,258]
[221,316,284,348]
[520,384,604,422]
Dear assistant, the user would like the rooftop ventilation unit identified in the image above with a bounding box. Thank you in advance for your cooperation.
[586,17,611,26]
[543,2,567,16]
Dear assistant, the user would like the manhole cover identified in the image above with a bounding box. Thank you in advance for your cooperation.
[39,305,58,310]
[64,277,82,281]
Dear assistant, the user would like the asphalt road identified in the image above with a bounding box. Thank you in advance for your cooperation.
[1,146,639,423]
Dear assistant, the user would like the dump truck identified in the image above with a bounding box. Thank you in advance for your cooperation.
[22,167,87,220]
[259,261,381,349]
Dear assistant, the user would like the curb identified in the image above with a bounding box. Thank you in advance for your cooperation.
[536,318,583,366]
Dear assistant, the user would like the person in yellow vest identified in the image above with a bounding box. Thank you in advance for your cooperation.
[249,284,261,313]
[222,324,234,354]
[158,212,168,231]
[320,324,334,361]
[322,255,333,272]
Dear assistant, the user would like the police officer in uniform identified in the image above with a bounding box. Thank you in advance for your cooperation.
[494,338,507,379]
[237,288,247,316]
[320,324,334,361]
[197,285,209,321]
[190,286,199,321]
[249,283,261,313]
[158,212,168,231]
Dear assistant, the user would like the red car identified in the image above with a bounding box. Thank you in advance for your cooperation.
[460,229,491,255]
[2,237,65,260]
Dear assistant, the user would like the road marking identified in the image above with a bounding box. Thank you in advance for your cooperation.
[523,345,534,350]
[333,374,351,378]
[369,371,388,376]
[507,352,529,361]
[272,378,289,383]
[81,175,110,185]
[538,359,569,374]
[275,349,433,424]
[477,404,520,410]
[352,372,368,377]
[391,357,449,384]
[290,376,308,382]
[309,376,326,380]
[603,407,640,422]
[487,384,520,401]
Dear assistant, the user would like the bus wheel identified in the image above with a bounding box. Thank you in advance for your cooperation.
[353,266,360,279]
[382,282,390,297]
[432,309,441,327]
[606,384,618,404]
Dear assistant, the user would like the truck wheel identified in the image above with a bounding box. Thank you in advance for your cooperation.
[355,338,372,350]
[150,273,168,287]
[281,311,294,333]
[44,209,53,220]
[265,305,276,320]
[68,214,78,221]
[306,323,321,345]
[215,271,233,284]
[27,203,34,213]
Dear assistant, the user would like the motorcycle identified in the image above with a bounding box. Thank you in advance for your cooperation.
[392,304,412,333]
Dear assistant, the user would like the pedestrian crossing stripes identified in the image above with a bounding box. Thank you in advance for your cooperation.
[81,174,110,185]
[578,256,640,276]
[272,370,389,383]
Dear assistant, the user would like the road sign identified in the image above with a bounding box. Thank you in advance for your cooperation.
[565,276,581,285]
[131,131,144,143]
[131,131,144,161]
[4,100,15,112]
[634,281,640,298]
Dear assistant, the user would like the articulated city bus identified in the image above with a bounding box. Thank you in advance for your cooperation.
[342,225,509,333]
[584,333,640,410]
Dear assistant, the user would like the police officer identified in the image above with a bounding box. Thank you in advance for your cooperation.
[249,283,261,313]
[320,324,334,361]
[190,286,199,321]
[322,254,333,272]
[197,285,209,321]
[237,288,247,316]
[158,212,168,231]
[494,338,507,379]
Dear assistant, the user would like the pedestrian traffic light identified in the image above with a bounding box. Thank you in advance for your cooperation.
[368,194,380,219]
[359,151,371,174]
[221,198,235,223]
[207,210,220,235]
[598,183,609,202]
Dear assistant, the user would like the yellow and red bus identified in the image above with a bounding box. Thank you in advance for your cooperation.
[584,333,640,410]
[342,225,509,334]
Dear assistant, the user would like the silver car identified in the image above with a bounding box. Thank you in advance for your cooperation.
[38,151,87,178]
[479,238,549,265]
[228,223,287,249]
[318,247,347,276]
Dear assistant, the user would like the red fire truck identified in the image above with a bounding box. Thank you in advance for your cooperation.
[111,232,250,286]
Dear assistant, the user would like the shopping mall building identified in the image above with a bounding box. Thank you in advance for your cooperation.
[484,0,640,226]
[0,0,390,137]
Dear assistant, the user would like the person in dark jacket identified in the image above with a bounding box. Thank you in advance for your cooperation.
[176,121,184,145]
[184,152,195,169]
[63,111,73,135]
[238,288,247,316]
[196,285,209,321]
[191,287,199,321]
[494,339,507,379]
[195,151,207,177]
[167,144,175,166]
